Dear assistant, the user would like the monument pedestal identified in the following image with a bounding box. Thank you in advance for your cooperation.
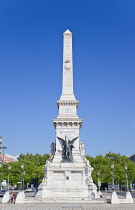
[35,151,97,201]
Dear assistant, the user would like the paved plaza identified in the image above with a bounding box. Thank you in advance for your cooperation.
[0,192,135,210]
[0,203,135,210]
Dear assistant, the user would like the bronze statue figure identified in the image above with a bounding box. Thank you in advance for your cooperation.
[57,136,78,162]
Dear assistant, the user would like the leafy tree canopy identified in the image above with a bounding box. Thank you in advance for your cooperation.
[1,153,50,188]
[86,152,135,188]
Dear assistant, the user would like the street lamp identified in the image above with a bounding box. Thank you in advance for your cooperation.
[8,165,11,191]
[111,163,115,191]
[36,172,39,192]
[0,145,7,190]
[97,172,101,192]
[0,158,2,167]
[0,136,2,155]
[23,171,25,190]
[124,165,129,192]
[20,163,24,170]
[0,146,7,163]
[20,163,24,191]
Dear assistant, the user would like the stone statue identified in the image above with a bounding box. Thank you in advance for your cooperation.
[43,176,48,186]
[57,136,78,162]
[80,142,85,156]
[50,142,56,157]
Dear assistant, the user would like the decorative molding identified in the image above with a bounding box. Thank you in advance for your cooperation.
[53,121,82,129]
[57,100,79,107]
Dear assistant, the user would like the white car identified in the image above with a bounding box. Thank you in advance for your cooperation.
[25,188,32,192]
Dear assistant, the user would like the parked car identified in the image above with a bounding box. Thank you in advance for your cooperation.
[25,188,33,192]
[14,187,20,190]
[0,190,6,197]
[130,189,135,192]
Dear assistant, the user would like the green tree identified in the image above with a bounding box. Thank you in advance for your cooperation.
[86,152,135,189]
[18,153,50,166]
[1,153,50,188]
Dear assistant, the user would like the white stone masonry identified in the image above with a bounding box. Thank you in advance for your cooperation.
[35,30,97,202]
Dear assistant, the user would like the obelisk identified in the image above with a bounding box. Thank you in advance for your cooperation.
[53,29,82,152]
[60,29,75,100]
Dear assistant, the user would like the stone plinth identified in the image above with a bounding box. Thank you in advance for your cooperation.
[119,191,134,204]
[125,191,134,203]
[111,191,119,204]
[35,150,97,201]
[16,191,25,203]
[2,192,10,203]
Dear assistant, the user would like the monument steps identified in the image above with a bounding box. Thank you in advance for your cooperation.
[24,197,105,203]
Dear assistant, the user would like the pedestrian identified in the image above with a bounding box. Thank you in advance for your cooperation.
[8,192,16,203]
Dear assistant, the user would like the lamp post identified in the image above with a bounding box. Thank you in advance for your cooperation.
[124,165,129,192]
[20,163,24,191]
[111,163,115,191]
[8,165,11,191]
[36,172,39,192]
[23,171,25,190]
[36,171,39,192]
[0,145,7,190]
[1,146,7,162]
[0,158,2,190]
[97,172,101,192]
[0,136,2,155]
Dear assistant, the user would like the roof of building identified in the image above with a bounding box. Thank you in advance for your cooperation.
[0,153,18,163]
[128,154,135,158]
[4,153,18,161]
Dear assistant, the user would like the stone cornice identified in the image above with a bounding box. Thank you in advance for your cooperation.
[53,118,83,129]
[53,118,83,122]
[57,100,79,109]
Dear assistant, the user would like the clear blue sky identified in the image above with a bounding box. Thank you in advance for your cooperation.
[0,0,135,157]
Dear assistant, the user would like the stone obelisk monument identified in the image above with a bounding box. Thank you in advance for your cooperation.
[35,30,97,201]
[53,29,82,154]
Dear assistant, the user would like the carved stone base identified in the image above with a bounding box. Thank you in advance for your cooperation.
[35,152,96,200]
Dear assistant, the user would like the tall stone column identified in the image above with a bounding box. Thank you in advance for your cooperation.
[53,29,83,153]
[61,29,75,100]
